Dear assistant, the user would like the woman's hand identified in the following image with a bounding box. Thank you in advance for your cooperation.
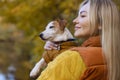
[44,41,58,50]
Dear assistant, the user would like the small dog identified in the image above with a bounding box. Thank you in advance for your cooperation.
[30,19,77,78]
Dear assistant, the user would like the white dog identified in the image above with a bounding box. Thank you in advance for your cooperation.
[30,19,76,78]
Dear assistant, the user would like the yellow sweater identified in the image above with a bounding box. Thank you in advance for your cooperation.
[37,50,86,80]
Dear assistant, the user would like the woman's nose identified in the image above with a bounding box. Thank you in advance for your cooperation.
[73,17,79,24]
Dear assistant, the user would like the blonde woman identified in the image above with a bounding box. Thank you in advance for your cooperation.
[37,0,120,80]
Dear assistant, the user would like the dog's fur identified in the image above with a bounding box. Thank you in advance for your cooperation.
[30,19,75,78]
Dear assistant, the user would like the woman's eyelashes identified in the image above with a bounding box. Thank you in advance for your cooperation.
[80,14,86,18]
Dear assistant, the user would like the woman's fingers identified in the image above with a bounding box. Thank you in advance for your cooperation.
[44,41,58,50]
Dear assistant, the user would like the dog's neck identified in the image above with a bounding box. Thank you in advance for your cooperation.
[51,28,74,42]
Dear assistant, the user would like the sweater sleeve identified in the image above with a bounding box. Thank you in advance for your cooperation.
[37,50,86,80]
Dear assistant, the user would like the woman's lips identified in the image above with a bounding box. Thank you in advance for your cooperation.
[75,26,81,31]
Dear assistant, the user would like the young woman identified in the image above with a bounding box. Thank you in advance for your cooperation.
[37,0,120,80]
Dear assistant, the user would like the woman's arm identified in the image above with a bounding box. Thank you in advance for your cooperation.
[37,50,86,80]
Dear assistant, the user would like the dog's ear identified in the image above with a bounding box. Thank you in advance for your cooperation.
[56,19,67,31]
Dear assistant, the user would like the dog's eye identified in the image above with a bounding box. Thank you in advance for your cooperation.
[49,26,54,29]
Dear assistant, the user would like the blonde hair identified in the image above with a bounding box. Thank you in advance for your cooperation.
[81,0,120,80]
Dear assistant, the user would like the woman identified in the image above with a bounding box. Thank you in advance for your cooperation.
[37,0,120,80]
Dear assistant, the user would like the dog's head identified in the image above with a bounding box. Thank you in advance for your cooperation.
[39,19,68,42]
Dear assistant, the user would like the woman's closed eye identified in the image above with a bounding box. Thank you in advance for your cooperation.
[79,11,87,18]
[81,15,86,18]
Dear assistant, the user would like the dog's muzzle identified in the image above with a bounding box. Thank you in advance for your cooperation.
[39,33,43,38]
[39,33,47,40]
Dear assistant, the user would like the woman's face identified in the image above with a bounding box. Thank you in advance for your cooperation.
[73,2,90,38]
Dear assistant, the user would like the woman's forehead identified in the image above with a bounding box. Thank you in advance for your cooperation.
[78,2,90,15]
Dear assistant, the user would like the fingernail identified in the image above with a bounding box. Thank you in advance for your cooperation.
[55,44,58,47]
[54,47,58,50]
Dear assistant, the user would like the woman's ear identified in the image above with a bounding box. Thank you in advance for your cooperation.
[98,26,102,35]
[98,26,102,30]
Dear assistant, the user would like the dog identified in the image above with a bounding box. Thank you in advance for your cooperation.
[30,19,77,78]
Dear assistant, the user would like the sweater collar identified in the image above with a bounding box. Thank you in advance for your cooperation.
[81,36,101,47]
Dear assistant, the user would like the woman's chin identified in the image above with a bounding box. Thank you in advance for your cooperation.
[74,33,88,39]
[74,33,81,38]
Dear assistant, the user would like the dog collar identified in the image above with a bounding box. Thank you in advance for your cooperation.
[53,38,76,44]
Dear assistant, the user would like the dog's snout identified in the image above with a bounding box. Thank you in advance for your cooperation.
[39,33,47,40]
[39,33,43,38]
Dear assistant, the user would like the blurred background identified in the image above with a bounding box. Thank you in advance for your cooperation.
[0,0,119,80]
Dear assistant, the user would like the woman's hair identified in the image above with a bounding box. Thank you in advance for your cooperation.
[80,0,120,80]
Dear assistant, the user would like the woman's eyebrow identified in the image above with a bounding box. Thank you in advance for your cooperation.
[79,11,87,14]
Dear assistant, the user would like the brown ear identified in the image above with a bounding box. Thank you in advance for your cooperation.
[56,19,67,31]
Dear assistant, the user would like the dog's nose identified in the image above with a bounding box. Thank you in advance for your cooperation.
[39,33,43,38]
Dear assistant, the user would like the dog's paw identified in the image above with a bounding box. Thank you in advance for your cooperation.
[30,68,39,78]
[30,64,41,78]
[30,58,46,78]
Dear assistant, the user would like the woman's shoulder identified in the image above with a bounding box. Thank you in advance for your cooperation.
[70,47,105,67]
[71,47,102,54]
